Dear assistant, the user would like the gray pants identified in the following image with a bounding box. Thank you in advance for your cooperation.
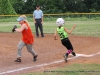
[17,40,36,58]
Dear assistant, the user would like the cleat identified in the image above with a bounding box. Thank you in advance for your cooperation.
[33,55,38,61]
[41,35,44,37]
[72,52,76,56]
[15,58,21,62]
[63,54,68,62]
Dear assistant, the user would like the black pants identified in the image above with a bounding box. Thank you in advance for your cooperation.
[35,19,44,37]
[61,38,73,51]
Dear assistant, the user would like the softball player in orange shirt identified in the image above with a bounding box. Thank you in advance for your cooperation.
[12,15,38,62]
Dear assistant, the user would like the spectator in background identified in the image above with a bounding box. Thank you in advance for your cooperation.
[33,5,44,37]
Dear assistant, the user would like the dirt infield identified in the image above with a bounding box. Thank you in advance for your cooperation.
[0,33,100,75]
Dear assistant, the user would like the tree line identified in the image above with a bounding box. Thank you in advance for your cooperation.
[0,0,100,15]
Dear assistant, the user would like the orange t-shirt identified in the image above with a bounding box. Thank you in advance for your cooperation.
[22,22,34,44]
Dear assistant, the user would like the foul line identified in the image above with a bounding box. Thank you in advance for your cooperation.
[0,52,100,75]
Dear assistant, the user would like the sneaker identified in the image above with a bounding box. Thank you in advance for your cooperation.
[33,55,38,61]
[36,36,39,38]
[41,35,44,37]
[72,52,76,56]
[63,54,68,62]
[15,58,21,62]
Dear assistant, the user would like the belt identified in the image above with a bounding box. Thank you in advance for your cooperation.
[35,18,41,20]
[61,38,68,41]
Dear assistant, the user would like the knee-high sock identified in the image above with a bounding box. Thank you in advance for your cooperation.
[67,50,72,55]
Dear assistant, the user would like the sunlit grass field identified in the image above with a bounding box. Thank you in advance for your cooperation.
[0,20,100,37]
[21,64,100,75]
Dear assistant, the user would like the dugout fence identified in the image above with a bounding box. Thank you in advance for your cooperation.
[0,13,100,22]
[0,13,100,37]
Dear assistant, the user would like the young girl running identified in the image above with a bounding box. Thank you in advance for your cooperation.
[12,15,38,62]
[54,18,76,62]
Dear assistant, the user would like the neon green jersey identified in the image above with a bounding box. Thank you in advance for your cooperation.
[57,27,68,40]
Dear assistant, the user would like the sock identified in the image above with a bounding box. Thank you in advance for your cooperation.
[67,50,72,55]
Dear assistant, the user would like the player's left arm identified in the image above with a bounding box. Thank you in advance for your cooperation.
[54,30,57,40]
[64,24,76,34]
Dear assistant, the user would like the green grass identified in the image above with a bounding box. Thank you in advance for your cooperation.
[21,64,100,75]
[0,20,100,37]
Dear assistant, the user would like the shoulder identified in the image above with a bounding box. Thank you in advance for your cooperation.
[61,26,64,29]
[34,10,37,12]
[61,27,66,31]
[39,10,43,12]
[63,27,66,29]
[22,23,27,28]
[22,24,26,27]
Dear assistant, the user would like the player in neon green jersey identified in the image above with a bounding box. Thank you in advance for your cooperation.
[54,18,76,62]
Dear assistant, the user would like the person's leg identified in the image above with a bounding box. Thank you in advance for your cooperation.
[38,19,44,37]
[66,39,76,56]
[61,39,69,61]
[35,20,39,37]
[61,38,76,62]
[15,40,25,62]
[17,40,25,57]
[26,44,38,61]
[62,38,76,56]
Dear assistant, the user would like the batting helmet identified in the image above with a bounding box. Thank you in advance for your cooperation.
[56,18,65,26]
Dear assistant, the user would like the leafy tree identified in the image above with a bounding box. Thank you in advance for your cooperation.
[90,0,100,12]
[22,0,35,14]
[10,0,25,14]
[41,0,57,13]
[63,0,85,12]
[83,0,95,12]
[0,0,16,15]
[8,0,100,14]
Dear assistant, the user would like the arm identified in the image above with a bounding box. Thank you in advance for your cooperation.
[33,16,36,24]
[64,24,76,34]
[15,24,27,32]
[54,30,57,40]
[33,11,36,24]
[41,16,43,24]
[41,10,43,24]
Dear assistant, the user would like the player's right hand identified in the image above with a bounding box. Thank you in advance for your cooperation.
[73,24,76,28]
[54,36,57,40]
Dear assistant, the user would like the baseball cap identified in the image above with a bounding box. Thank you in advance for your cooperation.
[17,17,26,22]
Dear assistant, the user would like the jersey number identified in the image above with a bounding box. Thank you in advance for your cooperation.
[58,32,65,38]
